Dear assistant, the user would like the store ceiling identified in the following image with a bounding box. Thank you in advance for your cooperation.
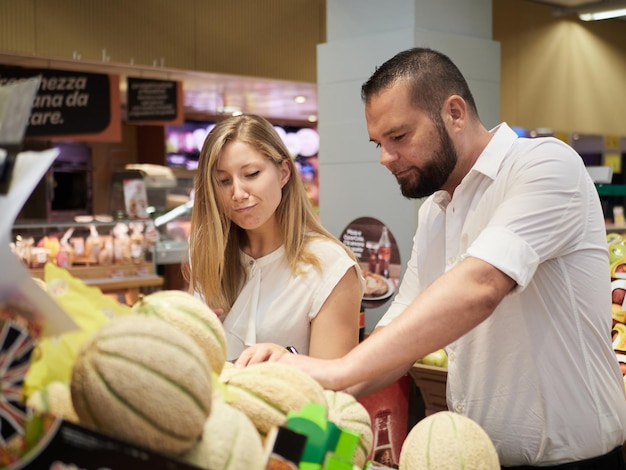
[0,1,623,125]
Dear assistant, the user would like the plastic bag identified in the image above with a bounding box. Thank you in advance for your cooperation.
[23,263,131,398]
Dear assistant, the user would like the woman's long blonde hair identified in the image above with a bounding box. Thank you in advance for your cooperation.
[186,114,356,312]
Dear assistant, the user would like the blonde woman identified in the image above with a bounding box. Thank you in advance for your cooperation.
[187,114,364,365]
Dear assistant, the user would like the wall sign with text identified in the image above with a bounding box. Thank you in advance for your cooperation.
[0,66,113,137]
[126,77,179,122]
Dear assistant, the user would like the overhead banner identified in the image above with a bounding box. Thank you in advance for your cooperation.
[126,77,183,125]
[0,65,121,142]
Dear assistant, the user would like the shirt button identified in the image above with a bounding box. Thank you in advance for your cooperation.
[447,256,456,266]
[249,260,254,266]
[455,403,465,413]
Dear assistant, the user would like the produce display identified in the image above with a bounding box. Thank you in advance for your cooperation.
[398,411,500,470]
[608,232,626,389]
[1,270,526,469]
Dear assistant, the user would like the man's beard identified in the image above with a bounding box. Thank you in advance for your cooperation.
[397,122,457,199]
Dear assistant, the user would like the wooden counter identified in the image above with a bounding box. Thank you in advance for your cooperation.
[30,262,164,305]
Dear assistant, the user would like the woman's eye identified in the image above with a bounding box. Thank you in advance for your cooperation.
[218,178,231,185]
[246,170,260,178]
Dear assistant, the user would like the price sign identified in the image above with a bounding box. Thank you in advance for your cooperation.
[605,135,620,150]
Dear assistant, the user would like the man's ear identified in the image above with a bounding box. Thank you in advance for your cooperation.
[444,94,467,127]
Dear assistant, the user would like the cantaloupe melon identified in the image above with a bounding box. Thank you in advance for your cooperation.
[26,381,79,423]
[219,362,327,439]
[399,411,499,470]
[182,398,265,470]
[324,389,373,468]
[131,289,228,374]
[70,315,213,455]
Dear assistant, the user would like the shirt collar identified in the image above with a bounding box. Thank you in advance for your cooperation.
[470,122,519,181]
[432,122,518,211]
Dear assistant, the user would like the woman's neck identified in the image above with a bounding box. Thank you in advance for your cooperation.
[242,224,284,259]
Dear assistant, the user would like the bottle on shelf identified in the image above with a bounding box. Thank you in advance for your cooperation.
[359,302,366,342]
[371,409,398,468]
[377,226,391,278]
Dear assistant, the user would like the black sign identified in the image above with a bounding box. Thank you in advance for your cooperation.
[0,66,111,136]
[16,418,202,469]
[126,77,178,122]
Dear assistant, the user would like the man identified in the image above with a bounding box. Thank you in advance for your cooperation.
[257,47,626,467]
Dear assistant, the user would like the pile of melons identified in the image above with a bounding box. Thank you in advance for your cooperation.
[25,290,499,469]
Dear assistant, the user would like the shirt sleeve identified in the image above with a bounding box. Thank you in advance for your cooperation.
[467,138,591,290]
[306,238,364,321]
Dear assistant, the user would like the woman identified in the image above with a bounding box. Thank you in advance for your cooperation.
[187,114,364,365]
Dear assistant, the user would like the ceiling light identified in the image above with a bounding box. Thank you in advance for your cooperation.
[294,95,307,104]
[579,7,626,20]
[552,1,626,21]
[217,105,241,114]
[307,115,318,123]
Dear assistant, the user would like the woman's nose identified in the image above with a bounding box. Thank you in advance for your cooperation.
[231,179,249,200]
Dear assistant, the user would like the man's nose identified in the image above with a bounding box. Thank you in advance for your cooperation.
[380,145,396,166]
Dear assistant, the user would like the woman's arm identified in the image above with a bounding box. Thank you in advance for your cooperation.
[308,266,362,359]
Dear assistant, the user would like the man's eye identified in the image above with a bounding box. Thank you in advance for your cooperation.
[374,142,381,149]
[392,134,405,142]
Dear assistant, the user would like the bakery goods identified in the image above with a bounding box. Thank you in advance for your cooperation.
[363,271,389,297]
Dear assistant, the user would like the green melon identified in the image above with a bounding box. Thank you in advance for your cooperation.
[324,389,373,468]
[131,290,228,374]
[219,362,327,439]
[182,398,265,470]
[70,315,213,455]
[399,411,500,469]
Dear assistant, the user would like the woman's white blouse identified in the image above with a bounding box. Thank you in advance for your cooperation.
[222,237,362,361]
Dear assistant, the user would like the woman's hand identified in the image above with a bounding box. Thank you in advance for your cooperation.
[234,343,289,367]
[211,308,225,322]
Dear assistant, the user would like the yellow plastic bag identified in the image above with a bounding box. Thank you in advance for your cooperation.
[23,263,132,398]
